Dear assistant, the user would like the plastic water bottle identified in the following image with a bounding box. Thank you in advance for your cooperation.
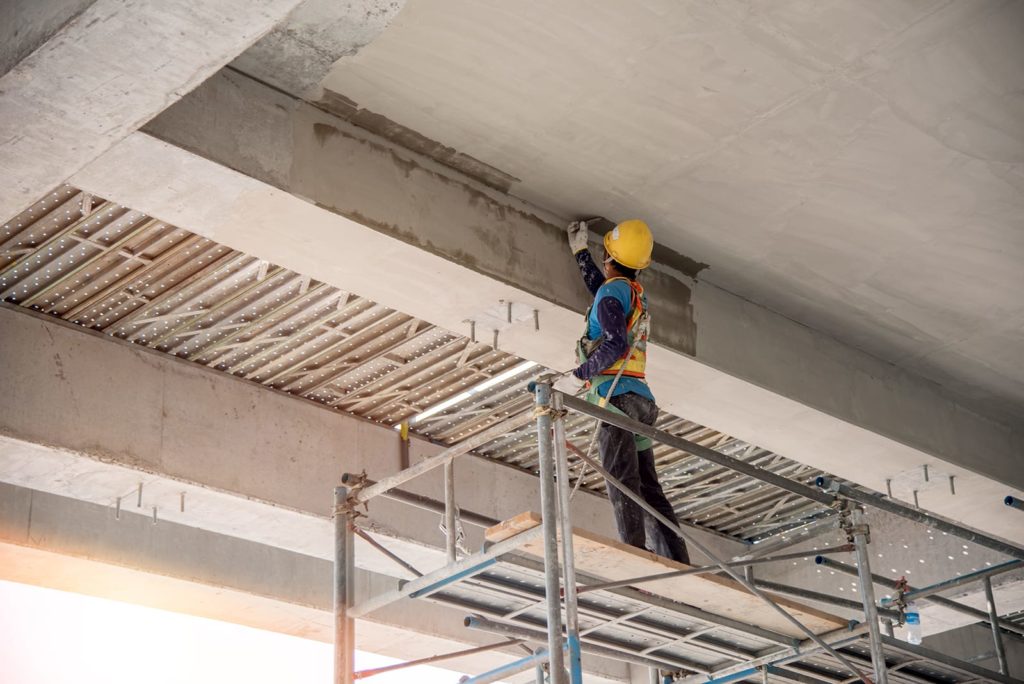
[905,601,922,644]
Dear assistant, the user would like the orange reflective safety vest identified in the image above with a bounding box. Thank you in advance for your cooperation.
[576,277,650,394]
[576,277,652,450]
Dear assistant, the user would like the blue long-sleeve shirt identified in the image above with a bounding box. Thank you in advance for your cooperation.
[572,250,655,401]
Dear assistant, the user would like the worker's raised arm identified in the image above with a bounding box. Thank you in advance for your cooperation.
[567,221,605,296]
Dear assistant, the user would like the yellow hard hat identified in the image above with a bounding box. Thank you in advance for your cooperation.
[604,219,653,270]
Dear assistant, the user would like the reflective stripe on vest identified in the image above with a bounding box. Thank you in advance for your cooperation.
[580,277,648,381]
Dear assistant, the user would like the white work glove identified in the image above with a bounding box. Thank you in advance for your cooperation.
[567,220,589,255]
[554,373,586,396]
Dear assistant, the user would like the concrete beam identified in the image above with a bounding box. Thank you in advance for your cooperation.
[0,0,404,220]
[0,303,743,566]
[0,302,737,682]
[923,623,1024,677]
[0,305,1009,662]
[70,68,1024,544]
[229,0,406,101]
[0,481,629,682]
[1,0,94,77]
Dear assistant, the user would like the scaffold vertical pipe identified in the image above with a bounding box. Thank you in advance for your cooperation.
[552,391,583,684]
[983,576,1009,676]
[851,508,887,684]
[444,461,457,563]
[556,395,870,681]
[535,381,567,683]
[334,487,355,684]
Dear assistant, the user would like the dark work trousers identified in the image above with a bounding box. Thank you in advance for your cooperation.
[598,392,691,564]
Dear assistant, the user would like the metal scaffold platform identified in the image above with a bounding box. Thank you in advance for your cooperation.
[331,380,1024,684]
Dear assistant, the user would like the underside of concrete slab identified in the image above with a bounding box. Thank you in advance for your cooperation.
[64,69,1023,544]
[4,1,1024,679]
[0,0,406,223]
[312,0,1024,426]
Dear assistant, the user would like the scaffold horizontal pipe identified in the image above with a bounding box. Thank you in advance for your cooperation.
[697,666,758,684]
[564,435,871,681]
[561,394,835,506]
[736,516,840,562]
[751,579,901,620]
[901,560,1023,602]
[346,411,534,504]
[457,572,763,665]
[464,615,692,674]
[459,646,558,684]
[352,639,523,679]
[368,479,499,528]
[348,525,543,618]
[878,635,1020,684]
[815,556,1024,637]
[502,555,797,647]
[815,477,1024,561]
[351,526,423,578]
[435,583,739,670]
[563,391,1023,563]
[674,623,869,684]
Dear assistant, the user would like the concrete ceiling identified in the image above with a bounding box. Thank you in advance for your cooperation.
[248,0,1024,423]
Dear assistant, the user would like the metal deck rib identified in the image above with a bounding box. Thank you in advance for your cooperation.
[1,185,835,543]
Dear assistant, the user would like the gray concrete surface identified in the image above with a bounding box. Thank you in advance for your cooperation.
[67,68,1023,545]
[0,0,396,222]
[5,0,1024,674]
[1,301,1018,675]
[0,481,630,682]
[924,623,1024,678]
[0,303,607,559]
[4,291,1020,624]
[316,0,1024,426]
[0,303,750,682]
[230,0,406,100]
[0,303,742,567]
[0,0,94,77]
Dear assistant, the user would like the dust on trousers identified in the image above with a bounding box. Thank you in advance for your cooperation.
[597,392,690,564]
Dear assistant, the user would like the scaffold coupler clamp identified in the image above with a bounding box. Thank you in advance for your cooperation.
[829,490,851,527]
[840,504,870,544]
[840,511,870,544]
[339,470,370,520]
[532,403,568,420]
[892,575,910,626]
[845,522,870,544]
[818,476,843,495]
[833,498,857,541]
[530,375,568,419]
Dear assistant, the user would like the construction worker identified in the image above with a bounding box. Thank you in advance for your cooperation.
[566,219,690,564]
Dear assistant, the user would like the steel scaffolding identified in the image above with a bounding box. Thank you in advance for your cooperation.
[332,380,1023,684]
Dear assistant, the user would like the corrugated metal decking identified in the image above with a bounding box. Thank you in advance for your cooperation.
[0,185,835,543]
